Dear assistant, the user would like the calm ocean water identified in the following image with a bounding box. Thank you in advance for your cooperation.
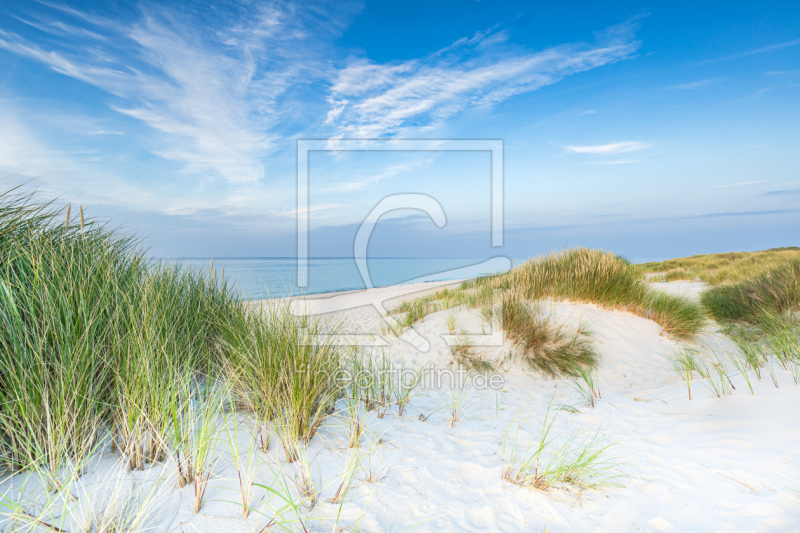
[169,255,663,300]
[173,257,514,300]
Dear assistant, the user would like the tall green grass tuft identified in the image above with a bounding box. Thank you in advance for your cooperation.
[389,248,704,378]
[0,186,344,489]
[222,302,341,453]
[501,248,705,339]
[701,260,800,323]
[0,187,143,480]
[399,248,704,340]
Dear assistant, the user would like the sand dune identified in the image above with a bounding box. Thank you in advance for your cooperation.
[3,280,799,532]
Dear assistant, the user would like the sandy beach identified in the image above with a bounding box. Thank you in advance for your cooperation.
[5,276,798,532]
[250,279,469,335]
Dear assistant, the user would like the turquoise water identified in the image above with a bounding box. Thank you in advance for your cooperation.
[170,255,663,300]
[175,257,513,300]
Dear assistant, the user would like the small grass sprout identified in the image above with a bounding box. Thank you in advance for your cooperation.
[447,387,470,428]
[445,309,459,335]
[447,329,492,371]
[222,409,258,518]
[501,401,623,494]
[669,347,703,400]
[569,365,601,408]
[393,361,423,417]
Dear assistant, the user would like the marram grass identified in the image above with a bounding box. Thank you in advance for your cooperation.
[498,248,705,339]
[701,260,800,324]
[0,186,346,489]
[500,289,597,377]
[636,247,800,285]
[391,248,706,376]
[502,400,624,493]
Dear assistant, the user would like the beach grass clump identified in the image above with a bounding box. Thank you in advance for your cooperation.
[502,401,623,493]
[343,350,422,420]
[501,290,597,378]
[160,376,226,512]
[636,247,800,285]
[109,265,233,472]
[447,329,493,371]
[387,248,704,378]
[0,189,142,479]
[668,347,707,400]
[701,260,800,324]
[223,302,342,455]
[569,365,601,408]
[0,185,239,482]
[0,185,345,492]
[446,386,470,428]
[670,328,800,399]
[1,458,171,533]
[222,407,258,518]
[669,346,744,399]
[759,313,800,384]
[392,248,705,351]
[503,248,705,339]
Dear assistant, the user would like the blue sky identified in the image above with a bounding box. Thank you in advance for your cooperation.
[0,0,798,260]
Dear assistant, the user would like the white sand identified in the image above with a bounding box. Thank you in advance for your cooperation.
[650,280,706,302]
[3,280,799,532]
[249,278,469,335]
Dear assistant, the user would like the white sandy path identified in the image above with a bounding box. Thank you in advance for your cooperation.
[248,278,468,335]
[3,281,799,533]
[650,280,706,302]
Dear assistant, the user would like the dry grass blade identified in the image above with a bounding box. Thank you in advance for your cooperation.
[502,290,597,377]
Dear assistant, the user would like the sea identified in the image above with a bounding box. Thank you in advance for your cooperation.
[171,256,662,300]
[173,257,513,300]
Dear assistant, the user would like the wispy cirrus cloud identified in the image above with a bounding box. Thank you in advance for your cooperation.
[712,180,765,188]
[563,141,651,155]
[320,154,439,192]
[704,38,800,64]
[667,78,723,90]
[588,159,642,165]
[272,203,346,219]
[325,18,643,138]
[0,1,359,184]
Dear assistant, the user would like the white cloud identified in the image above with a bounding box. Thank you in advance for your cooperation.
[705,39,800,64]
[320,155,439,192]
[588,159,641,165]
[712,180,765,189]
[326,18,642,138]
[0,2,357,184]
[564,141,651,155]
[667,78,722,90]
[273,203,345,219]
[0,101,165,208]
